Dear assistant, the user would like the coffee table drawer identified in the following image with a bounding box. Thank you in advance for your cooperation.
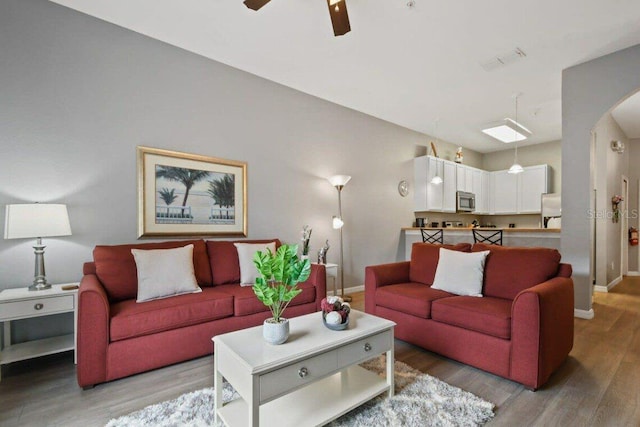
[337,330,393,366]
[260,350,337,401]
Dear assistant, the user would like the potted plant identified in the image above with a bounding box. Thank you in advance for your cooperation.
[253,244,311,344]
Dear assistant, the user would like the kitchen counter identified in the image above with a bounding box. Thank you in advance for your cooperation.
[401,227,560,260]
[402,227,560,233]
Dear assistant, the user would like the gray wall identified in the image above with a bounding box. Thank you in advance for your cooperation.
[0,0,424,339]
[562,43,640,316]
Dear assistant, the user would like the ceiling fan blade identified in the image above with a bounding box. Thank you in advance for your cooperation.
[327,0,351,36]
[243,0,271,11]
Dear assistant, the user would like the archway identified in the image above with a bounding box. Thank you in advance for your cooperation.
[562,43,640,319]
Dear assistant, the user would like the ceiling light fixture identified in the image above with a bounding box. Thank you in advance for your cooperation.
[508,93,524,174]
[430,119,443,185]
[482,118,532,143]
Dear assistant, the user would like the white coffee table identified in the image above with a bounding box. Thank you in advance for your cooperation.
[213,310,395,427]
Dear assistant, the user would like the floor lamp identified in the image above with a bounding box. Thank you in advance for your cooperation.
[329,174,351,302]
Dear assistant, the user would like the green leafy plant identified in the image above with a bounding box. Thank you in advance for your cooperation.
[252,244,311,323]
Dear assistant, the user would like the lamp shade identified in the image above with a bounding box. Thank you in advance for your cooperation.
[507,163,524,174]
[328,175,352,187]
[4,204,72,239]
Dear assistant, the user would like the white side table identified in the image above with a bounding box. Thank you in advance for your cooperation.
[0,283,79,381]
[313,263,338,296]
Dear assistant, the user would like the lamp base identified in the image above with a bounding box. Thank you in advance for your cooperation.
[29,282,52,291]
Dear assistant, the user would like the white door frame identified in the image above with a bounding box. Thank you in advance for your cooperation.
[621,175,629,277]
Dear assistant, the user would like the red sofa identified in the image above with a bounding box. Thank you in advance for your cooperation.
[77,239,326,388]
[365,242,574,390]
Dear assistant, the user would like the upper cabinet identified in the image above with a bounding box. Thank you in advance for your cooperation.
[414,155,456,213]
[415,155,549,215]
[518,165,550,213]
[490,165,549,214]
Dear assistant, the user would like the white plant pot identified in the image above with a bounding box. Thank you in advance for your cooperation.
[263,318,290,345]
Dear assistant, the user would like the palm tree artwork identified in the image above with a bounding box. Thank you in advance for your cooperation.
[155,165,210,217]
[208,174,235,220]
[158,188,178,218]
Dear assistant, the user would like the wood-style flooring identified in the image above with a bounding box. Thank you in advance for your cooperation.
[1,278,640,426]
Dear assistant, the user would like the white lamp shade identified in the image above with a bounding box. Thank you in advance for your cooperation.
[4,204,72,239]
[508,163,524,174]
[328,175,352,187]
[332,216,344,229]
[430,175,443,185]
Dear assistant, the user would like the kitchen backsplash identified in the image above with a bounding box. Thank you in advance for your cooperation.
[414,212,543,228]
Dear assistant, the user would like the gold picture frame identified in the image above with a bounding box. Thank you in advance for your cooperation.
[137,146,247,238]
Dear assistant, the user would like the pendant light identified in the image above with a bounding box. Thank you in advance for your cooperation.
[430,119,443,184]
[508,94,524,174]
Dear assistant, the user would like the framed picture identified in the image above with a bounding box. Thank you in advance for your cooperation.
[137,146,247,238]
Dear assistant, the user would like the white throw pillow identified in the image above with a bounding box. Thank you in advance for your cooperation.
[132,244,201,303]
[431,248,490,297]
[234,242,277,286]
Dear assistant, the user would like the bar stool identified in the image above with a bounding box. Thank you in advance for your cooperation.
[421,228,444,244]
[472,229,503,245]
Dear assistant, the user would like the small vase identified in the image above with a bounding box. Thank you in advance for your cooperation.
[263,318,289,345]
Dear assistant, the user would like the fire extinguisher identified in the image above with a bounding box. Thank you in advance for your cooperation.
[630,227,638,246]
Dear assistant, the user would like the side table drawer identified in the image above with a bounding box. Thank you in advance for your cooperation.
[337,329,392,367]
[1,295,74,320]
[260,350,337,402]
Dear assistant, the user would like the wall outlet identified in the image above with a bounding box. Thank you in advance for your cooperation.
[610,261,615,270]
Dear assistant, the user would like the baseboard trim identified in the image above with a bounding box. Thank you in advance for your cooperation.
[574,308,594,319]
[626,271,640,276]
[594,275,623,293]
[327,285,364,296]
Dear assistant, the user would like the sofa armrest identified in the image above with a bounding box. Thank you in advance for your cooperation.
[364,261,411,315]
[302,263,326,312]
[510,276,574,389]
[77,273,111,388]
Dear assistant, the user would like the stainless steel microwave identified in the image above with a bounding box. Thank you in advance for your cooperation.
[456,191,475,212]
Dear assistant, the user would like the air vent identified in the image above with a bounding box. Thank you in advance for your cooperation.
[480,47,526,71]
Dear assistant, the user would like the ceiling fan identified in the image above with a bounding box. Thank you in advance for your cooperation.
[243,0,351,36]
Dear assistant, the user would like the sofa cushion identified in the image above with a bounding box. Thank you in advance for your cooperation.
[94,240,211,302]
[431,248,489,297]
[409,243,472,285]
[431,296,513,339]
[234,242,277,286]
[132,244,202,302]
[109,287,233,342]
[215,281,316,317]
[472,243,561,300]
[206,239,281,286]
[376,282,454,319]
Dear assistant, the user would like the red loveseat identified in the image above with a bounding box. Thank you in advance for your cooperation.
[365,242,574,390]
[77,239,326,388]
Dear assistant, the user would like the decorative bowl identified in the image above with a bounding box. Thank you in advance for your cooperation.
[322,312,349,331]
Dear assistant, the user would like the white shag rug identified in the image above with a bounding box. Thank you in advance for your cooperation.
[106,356,494,427]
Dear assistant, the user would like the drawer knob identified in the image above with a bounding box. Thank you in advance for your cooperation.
[298,367,308,378]
[364,342,372,352]
[34,303,44,310]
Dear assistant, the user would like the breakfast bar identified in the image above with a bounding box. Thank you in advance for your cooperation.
[401,227,560,260]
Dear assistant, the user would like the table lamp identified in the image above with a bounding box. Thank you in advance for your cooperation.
[4,203,72,291]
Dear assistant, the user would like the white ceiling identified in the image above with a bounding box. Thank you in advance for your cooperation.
[50,0,640,153]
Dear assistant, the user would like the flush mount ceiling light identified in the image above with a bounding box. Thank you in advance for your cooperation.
[482,118,532,143]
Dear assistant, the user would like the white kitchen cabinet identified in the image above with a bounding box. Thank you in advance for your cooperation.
[443,161,457,212]
[490,165,549,214]
[518,165,550,213]
[456,164,474,193]
[414,156,456,212]
[492,170,519,214]
[472,169,488,214]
